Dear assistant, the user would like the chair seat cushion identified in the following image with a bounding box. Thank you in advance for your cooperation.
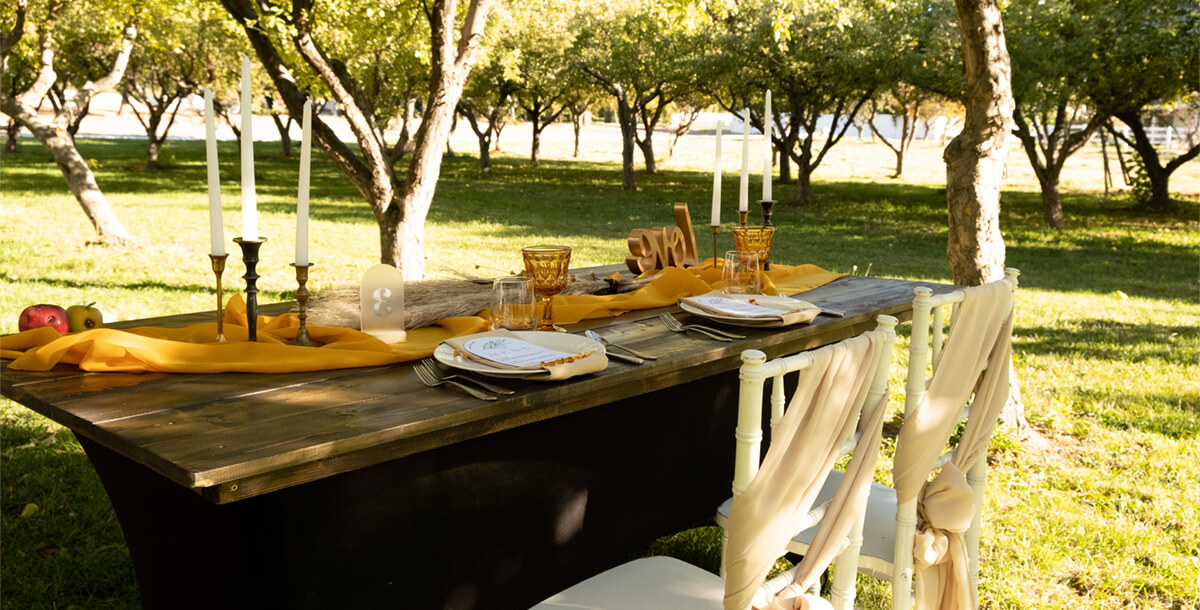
[716,471,899,578]
[531,556,726,609]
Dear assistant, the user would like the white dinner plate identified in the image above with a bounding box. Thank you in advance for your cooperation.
[434,331,605,379]
[678,293,818,328]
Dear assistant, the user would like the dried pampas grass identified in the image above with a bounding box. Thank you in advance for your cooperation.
[306,271,656,330]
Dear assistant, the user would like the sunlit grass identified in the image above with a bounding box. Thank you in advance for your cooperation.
[2,134,1198,608]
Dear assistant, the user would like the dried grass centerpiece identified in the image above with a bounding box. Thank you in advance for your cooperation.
[305,271,656,331]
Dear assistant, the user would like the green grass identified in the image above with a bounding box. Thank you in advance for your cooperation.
[2,134,1198,609]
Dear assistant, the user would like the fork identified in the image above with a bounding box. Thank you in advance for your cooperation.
[413,361,498,400]
[417,358,516,395]
[657,313,745,342]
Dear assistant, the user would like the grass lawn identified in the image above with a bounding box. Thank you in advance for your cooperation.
[1,128,1198,609]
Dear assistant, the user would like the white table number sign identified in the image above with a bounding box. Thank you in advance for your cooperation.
[360,264,407,343]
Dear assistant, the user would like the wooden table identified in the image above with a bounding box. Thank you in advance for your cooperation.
[1,267,956,609]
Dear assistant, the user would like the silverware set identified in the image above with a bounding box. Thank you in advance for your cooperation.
[413,358,514,401]
[418,312,753,399]
[657,312,745,342]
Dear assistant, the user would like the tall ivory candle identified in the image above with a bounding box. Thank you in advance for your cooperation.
[711,121,723,226]
[204,89,224,256]
[739,108,750,213]
[240,56,258,240]
[295,100,312,266]
[763,90,772,202]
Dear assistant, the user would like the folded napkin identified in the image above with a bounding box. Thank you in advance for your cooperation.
[680,291,820,326]
[1,296,488,373]
[440,329,607,380]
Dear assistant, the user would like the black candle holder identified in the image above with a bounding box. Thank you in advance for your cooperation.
[208,253,229,343]
[233,237,267,342]
[758,199,776,227]
[290,263,320,347]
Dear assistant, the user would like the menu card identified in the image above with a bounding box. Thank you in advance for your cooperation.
[684,295,790,319]
[460,335,573,370]
[678,291,821,327]
[441,329,608,380]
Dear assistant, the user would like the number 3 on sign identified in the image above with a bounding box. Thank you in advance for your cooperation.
[360,264,407,343]
[372,288,394,317]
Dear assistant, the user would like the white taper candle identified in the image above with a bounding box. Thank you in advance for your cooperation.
[763,90,772,202]
[296,100,312,266]
[711,121,723,226]
[204,88,224,256]
[739,108,750,213]
[240,56,258,240]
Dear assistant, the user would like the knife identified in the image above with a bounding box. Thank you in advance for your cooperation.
[604,350,645,365]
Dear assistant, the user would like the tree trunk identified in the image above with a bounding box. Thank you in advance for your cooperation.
[572,114,582,158]
[616,94,637,190]
[477,132,491,172]
[635,135,656,174]
[1039,175,1064,229]
[945,0,1012,287]
[777,141,792,183]
[37,119,136,244]
[948,0,1030,438]
[5,119,19,152]
[795,162,812,206]
[531,120,541,165]
[147,138,162,168]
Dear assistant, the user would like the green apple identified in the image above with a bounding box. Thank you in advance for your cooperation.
[66,302,104,332]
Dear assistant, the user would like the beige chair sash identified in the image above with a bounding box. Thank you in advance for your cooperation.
[892,279,1016,610]
[723,330,889,610]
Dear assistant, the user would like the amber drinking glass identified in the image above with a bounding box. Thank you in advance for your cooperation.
[521,245,572,331]
[732,226,776,271]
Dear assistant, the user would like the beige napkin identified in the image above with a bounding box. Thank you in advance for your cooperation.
[681,291,820,326]
[441,329,607,380]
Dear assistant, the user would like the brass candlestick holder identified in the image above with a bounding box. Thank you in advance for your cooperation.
[738,210,749,226]
[710,225,720,265]
[209,253,229,343]
[758,199,776,227]
[233,237,267,342]
[290,263,320,347]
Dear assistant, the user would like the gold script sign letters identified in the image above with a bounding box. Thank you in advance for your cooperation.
[626,202,700,274]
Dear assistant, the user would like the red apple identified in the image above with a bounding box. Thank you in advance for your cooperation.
[18,304,69,334]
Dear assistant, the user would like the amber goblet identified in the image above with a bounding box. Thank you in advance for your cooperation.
[732,225,776,271]
[521,245,572,331]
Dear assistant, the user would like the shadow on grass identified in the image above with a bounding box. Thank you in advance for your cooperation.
[1073,388,1199,439]
[1016,319,1197,364]
[0,410,139,608]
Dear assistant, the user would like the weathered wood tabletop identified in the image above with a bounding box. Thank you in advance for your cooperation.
[2,268,955,505]
[1,266,958,609]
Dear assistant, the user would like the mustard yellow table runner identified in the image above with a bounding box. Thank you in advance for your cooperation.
[2,262,844,374]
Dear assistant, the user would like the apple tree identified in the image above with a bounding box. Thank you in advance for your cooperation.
[219,0,494,280]
[1005,0,1109,229]
[570,0,691,189]
[0,0,138,246]
[1086,0,1200,210]
[506,0,576,165]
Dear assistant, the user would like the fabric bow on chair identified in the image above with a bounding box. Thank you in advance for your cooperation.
[893,278,1016,610]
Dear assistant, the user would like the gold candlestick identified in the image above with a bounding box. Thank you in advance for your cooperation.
[738,210,749,226]
[290,263,320,347]
[209,253,229,343]
[710,225,720,265]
